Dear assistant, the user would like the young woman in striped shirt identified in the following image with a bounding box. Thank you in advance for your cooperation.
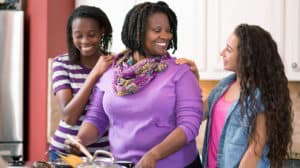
[49,5,114,160]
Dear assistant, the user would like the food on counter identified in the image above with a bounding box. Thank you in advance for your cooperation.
[59,154,83,168]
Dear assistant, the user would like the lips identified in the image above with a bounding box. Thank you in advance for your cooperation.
[81,46,94,53]
[154,42,169,52]
[156,42,167,47]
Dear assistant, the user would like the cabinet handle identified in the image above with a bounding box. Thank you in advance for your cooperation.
[292,62,298,69]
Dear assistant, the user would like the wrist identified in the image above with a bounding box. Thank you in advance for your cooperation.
[88,70,103,83]
[147,150,161,161]
[90,68,104,77]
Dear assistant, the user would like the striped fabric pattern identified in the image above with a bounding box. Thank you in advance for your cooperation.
[49,54,109,154]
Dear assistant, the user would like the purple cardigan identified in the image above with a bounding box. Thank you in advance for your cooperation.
[84,57,203,168]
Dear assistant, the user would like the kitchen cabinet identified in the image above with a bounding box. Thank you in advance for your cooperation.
[76,0,300,81]
[285,0,300,80]
[200,0,300,80]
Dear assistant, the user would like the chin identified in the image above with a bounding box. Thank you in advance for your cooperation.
[223,67,230,71]
[81,53,94,57]
[158,51,168,56]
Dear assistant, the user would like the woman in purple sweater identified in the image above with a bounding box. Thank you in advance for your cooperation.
[66,2,203,168]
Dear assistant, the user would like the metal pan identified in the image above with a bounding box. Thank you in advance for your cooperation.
[77,150,134,168]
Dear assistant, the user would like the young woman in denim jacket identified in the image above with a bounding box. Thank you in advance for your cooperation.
[177,24,293,168]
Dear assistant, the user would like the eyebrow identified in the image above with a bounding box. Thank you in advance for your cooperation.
[72,29,97,33]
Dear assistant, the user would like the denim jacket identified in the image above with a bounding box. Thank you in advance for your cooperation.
[202,74,270,168]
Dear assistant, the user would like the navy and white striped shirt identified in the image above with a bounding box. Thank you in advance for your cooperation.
[49,54,109,154]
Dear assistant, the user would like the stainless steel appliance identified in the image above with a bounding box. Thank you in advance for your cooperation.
[0,9,24,164]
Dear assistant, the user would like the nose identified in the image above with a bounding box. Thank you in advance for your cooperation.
[81,35,90,43]
[220,48,225,57]
[160,31,173,40]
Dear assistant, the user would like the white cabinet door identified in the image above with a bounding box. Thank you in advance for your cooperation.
[202,0,286,80]
[285,0,300,81]
[202,0,300,80]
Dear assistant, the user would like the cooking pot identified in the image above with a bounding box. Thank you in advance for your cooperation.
[76,150,134,168]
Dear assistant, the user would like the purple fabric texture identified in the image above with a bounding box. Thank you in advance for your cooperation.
[84,56,203,167]
[113,50,170,96]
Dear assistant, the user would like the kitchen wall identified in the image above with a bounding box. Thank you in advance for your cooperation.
[25,0,74,162]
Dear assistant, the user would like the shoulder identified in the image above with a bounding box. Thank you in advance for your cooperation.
[208,73,236,102]
[95,67,114,88]
[52,53,71,68]
[52,53,84,72]
[218,73,236,87]
[211,73,235,92]
[166,57,189,69]
[165,57,191,79]
[163,56,197,83]
[53,53,70,63]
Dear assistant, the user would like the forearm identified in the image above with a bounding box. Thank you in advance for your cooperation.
[239,145,263,168]
[77,122,100,146]
[62,70,102,125]
[147,127,187,161]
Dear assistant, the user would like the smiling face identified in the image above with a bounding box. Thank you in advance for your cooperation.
[71,17,102,57]
[220,33,239,72]
[143,12,173,57]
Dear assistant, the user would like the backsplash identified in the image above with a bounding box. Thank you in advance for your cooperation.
[289,82,300,158]
[196,81,300,158]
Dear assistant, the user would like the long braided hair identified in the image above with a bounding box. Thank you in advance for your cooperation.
[66,5,112,64]
[121,1,177,56]
[235,24,293,167]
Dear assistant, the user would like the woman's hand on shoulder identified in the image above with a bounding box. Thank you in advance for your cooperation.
[175,58,199,80]
[93,54,114,76]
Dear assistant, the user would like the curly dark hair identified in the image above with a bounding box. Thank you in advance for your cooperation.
[66,5,112,64]
[234,24,293,167]
[121,1,177,56]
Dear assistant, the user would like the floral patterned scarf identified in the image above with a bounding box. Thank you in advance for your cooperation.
[113,50,170,96]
